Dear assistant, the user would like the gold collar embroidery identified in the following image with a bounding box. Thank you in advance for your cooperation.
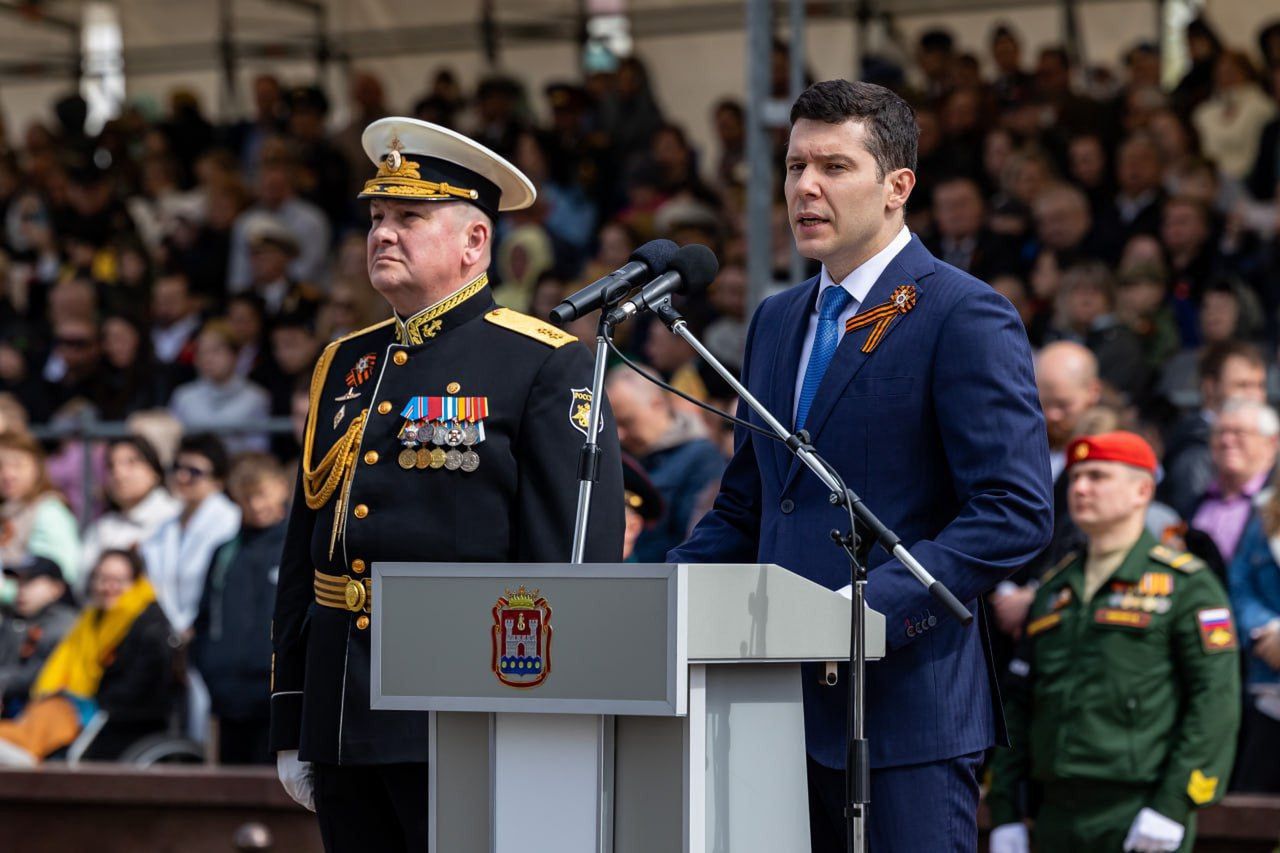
[394,273,488,345]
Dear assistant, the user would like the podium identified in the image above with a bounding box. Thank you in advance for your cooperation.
[371,562,885,853]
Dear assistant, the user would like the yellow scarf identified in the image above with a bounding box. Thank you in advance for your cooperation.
[33,578,158,699]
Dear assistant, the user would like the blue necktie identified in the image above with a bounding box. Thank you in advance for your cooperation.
[796,285,854,430]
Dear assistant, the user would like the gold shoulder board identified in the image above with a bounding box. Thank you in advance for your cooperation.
[1040,551,1079,584]
[484,307,577,348]
[1149,546,1204,574]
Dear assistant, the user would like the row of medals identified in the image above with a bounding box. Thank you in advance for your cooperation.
[399,419,481,472]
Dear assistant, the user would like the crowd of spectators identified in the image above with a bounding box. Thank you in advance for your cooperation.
[0,12,1275,790]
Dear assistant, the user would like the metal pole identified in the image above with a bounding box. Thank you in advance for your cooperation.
[745,0,773,317]
[568,324,611,564]
[788,0,807,289]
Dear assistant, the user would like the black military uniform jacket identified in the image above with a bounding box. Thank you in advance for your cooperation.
[269,275,624,764]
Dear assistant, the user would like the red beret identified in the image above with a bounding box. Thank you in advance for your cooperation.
[1066,431,1157,475]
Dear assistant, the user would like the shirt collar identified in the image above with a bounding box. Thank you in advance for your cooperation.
[817,225,912,308]
[1206,469,1271,500]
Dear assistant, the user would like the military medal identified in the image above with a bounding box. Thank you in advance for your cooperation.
[401,395,489,473]
[398,448,417,469]
[337,353,378,401]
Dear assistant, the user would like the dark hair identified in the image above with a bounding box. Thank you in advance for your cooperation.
[991,23,1018,46]
[107,434,166,485]
[789,80,918,178]
[176,432,231,481]
[918,29,954,53]
[1198,341,1265,384]
[95,548,147,581]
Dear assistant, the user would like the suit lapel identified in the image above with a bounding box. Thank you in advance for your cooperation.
[768,277,819,484]
[781,237,935,495]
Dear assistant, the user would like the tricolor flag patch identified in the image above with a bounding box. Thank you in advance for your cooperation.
[1196,608,1238,654]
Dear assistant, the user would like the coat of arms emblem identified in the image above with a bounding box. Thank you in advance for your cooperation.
[492,586,552,688]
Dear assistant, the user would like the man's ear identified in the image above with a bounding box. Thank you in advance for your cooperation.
[885,167,916,214]
[461,216,490,268]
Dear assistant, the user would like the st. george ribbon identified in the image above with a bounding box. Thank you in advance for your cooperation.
[549,238,679,326]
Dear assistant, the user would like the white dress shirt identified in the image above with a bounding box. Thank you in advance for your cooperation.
[792,226,913,424]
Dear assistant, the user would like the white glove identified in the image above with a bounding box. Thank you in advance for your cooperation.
[989,822,1029,853]
[276,749,316,812]
[1123,807,1184,852]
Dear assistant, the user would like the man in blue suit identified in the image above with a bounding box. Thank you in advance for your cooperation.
[669,80,1053,851]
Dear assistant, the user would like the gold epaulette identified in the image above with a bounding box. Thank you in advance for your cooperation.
[1040,551,1079,584]
[484,307,577,348]
[1149,545,1205,574]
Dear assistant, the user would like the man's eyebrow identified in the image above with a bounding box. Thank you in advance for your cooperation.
[785,151,855,164]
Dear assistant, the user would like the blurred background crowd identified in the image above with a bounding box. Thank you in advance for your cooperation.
[0,7,1278,797]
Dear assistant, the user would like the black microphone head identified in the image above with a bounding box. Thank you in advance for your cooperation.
[629,239,679,274]
[666,243,720,296]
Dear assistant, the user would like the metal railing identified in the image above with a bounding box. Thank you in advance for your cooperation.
[30,413,297,530]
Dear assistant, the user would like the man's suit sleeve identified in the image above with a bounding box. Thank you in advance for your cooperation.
[269,463,317,753]
[515,344,624,563]
[865,286,1053,650]
[667,308,764,566]
[986,625,1036,825]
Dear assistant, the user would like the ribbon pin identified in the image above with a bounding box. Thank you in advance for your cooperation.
[844,284,918,353]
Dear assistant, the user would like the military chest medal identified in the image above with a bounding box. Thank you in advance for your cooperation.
[400,396,489,472]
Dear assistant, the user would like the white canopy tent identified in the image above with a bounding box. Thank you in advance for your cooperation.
[0,0,1271,156]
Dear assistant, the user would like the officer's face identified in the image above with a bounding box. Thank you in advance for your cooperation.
[784,118,914,280]
[1067,461,1153,534]
[367,199,488,312]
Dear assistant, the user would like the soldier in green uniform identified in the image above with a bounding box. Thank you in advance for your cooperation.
[988,431,1241,853]
[268,117,624,852]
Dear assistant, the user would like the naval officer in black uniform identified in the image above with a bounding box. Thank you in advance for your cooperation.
[269,117,624,851]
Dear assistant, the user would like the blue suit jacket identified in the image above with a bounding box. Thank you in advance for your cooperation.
[669,237,1053,769]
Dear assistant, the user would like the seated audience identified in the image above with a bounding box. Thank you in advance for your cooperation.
[191,453,289,765]
[0,431,81,591]
[1228,478,1280,792]
[0,550,172,765]
[79,435,181,583]
[1190,399,1279,567]
[0,557,76,717]
[139,433,240,634]
[169,320,271,454]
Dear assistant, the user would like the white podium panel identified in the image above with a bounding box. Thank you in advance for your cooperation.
[375,562,885,853]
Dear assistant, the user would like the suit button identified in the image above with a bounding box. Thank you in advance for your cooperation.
[393,351,408,366]
[353,504,369,519]
[377,401,392,415]
[780,499,795,514]
[351,559,366,574]
[364,450,379,465]
[356,615,370,631]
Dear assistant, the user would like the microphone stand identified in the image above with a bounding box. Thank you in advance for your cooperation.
[569,312,612,565]
[644,296,972,853]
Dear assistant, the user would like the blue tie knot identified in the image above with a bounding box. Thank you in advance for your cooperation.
[819,285,853,320]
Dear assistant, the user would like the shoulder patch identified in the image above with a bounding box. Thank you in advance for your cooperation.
[484,307,577,348]
[1040,551,1079,584]
[1149,545,1204,574]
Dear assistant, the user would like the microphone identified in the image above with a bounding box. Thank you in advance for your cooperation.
[604,243,719,326]
[549,239,678,326]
